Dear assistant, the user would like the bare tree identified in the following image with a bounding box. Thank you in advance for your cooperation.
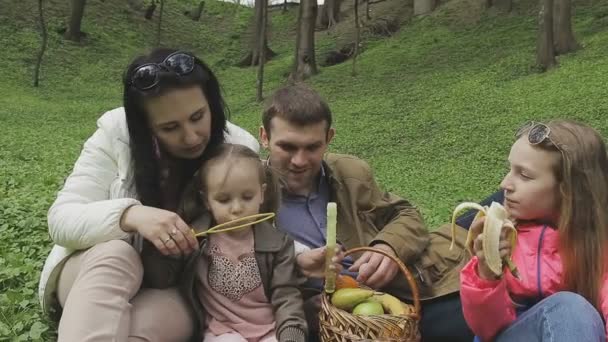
[156,0,165,46]
[537,0,557,70]
[326,0,339,28]
[189,1,205,21]
[414,0,436,15]
[145,0,157,20]
[257,0,268,102]
[64,0,87,42]
[34,0,48,87]
[486,0,512,12]
[553,0,580,55]
[352,0,360,76]
[291,0,318,81]
[282,0,288,13]
[239,0,276,66]
[318,0,340,29]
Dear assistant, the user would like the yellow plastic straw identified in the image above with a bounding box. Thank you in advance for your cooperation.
[191,212,275,237]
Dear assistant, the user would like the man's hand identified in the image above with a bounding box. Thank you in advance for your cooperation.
[296,246,344,278]
[348,243,399,289]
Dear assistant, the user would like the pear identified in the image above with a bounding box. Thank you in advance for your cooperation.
[352,301,384,315]
[330,288,375,311]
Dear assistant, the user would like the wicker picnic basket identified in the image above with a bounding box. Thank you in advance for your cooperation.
[319,247,421,342]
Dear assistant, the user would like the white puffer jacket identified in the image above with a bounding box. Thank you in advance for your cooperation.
[38,107,259,312]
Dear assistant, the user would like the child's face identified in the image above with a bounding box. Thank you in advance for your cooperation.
[205,158,265,225]
[500,137,561,222]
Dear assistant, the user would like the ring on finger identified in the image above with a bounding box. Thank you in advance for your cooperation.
[170,228,178,236]
[162,236,173,244]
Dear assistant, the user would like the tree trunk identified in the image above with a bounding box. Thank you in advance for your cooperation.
[318,0,340,29]
[282,0,288,13]
[156,0,164,46]
[64,0,86,42]
[34,0,48,87]
[257,0,268,102]
[352,0,360,76]
[190,1,205,21]
[291,0,318,81]
[128,0,144,11]
[493,0,512,12]
[144,1,156,20]
[553,0,580,55]
[365,0,371,20]
[239,0,276,66]
[536,0,557,70]
[414,0,436,15]
[326,0,339,28]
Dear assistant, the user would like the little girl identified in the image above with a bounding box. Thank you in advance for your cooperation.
[177,143,309,342]
[460,120,608,342]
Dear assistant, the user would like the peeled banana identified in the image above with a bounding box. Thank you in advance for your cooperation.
[450,201,519,278]
[331,288,375,311]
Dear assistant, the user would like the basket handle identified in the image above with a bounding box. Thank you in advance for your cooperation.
[343,246,421,316]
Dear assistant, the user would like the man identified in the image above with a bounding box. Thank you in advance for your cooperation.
[259,84,473,342]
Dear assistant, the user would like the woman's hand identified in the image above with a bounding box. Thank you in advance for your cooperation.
[120,205,199,256]
[471,216,512,280]
[296,246,344,278]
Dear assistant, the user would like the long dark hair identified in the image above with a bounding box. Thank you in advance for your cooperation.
[122,48,228,208]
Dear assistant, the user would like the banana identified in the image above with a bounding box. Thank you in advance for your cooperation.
[371,293,407,315]
[450,201,519,278]
[331,288,375,311]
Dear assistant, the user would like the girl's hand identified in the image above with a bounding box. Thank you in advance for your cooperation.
[471,216,512,280]
[120,205,199,256]
[296,245,344,278]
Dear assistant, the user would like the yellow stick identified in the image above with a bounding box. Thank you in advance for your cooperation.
[324,202,338,293]
[191,213,275,237]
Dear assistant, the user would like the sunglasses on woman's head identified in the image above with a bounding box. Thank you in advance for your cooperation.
[130,52,195,90]
[516,121,556,146]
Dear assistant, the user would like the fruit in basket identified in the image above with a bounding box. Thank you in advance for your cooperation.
[372,293,408,315]
[335,274,359,289]
[352,301,384,315]
[331,288,375,311]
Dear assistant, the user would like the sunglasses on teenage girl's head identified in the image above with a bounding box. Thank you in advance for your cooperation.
[129,52,195,90]
[516,121,559,147]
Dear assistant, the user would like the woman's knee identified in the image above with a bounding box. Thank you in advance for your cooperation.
[129,288,194,341]
[84,240,144,287]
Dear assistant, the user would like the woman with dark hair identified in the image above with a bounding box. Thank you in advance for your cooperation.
[38,48,259,341]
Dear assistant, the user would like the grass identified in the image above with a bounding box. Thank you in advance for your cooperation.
[1,0,608,339]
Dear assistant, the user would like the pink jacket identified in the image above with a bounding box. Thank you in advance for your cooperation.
[460,222,608,341]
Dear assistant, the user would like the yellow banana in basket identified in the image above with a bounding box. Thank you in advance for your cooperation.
[450,202,519,278]
[371,293,408,315]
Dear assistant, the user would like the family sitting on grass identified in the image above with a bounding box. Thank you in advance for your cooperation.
[38,48,608,342]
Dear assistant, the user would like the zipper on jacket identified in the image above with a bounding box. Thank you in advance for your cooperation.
[536,224,548,299]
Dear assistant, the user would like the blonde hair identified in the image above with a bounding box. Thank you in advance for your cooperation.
[517,120,608,309]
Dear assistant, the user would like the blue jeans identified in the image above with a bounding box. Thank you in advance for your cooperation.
[490,292,605,342]
[455,190,504,230]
